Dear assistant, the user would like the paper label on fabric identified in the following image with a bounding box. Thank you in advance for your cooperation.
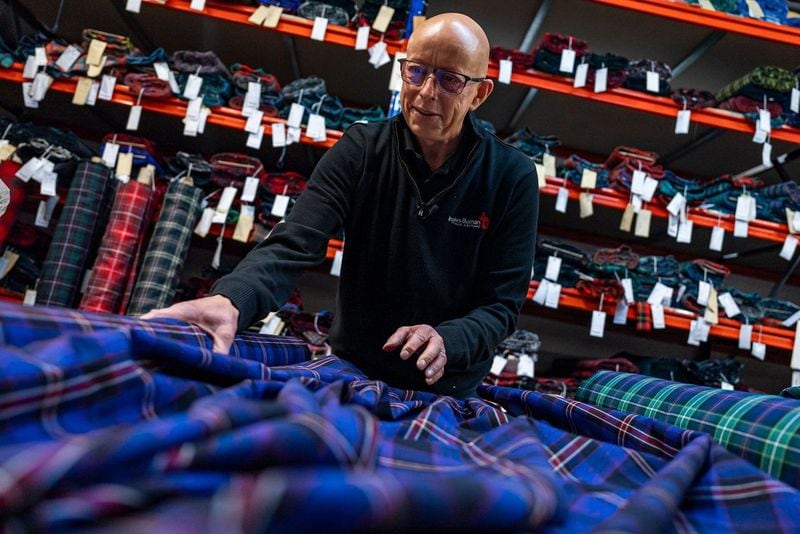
[782,310,800,328]
[56,45,81,72]
[248,5,270,24]
[709,225,724,251]
[22,56,38,79]
[554,187,569,213]
[355,25,371,50]
[190,0,206,11]
[792,323,800,370]
[646,71,660,93]
[619,203,634,232]
[738,323,753,350]
[535,163,546,188]
[634,209,652,238]
[183,74,203,100]
[101,142,120,168]
[651,303,666,329]
[72,77,92,105]
[31,72,52,101]
[640,177,658,202]
[263,5,283,27]
[87,57,106,78]
[242,83,262,117]
[32,159,54,183]
[311,17,329,41]
[794,371,800,388]
[545,282,562,309]
[704,287,718,324]
[241,177,259,203]
[791,88,800,113]
[212,210,226,225]
[152,62,170,81]
[34,46,47,67]
[594,67,608,93]
[574,62,588,88]
[720,380,735,391]
[621,278,634,303]
[490,355,508,376]
[792,210,800,234]
[287,103,305,128]
[233,205,255,243]
[751,342,766,361]
[735,194,751,221]
[87,40,107,66]
[718,292,741,318]
[498,59,513,85]
[245,110,264,134]
[368,42,391,68]
[758,109,772,133]
[0,142,15,162]
[115,151,133,180]
[166,70,180,94]
[23,289,36,306]
[752,124,768,144]
[733,219,749,238]
[647,282,669,305]
[372,5,396,33]
[613,299,629,325]
[517,355,534,378]
[590,310,607,338]
[99,75,116,100]
[307,113,327,142]
[667,212,679,238]
[271,194,291,218]
[198,106,210,134]
[86,81,100,105]
[545,255,561,282]
[183,116,199,137]
[39,170,57,196]
[687,320,701,346]
[543,153,556,178]
[185,97,203,122]
[246,125,265,149]
[330,249,343,277]
[780,235,798,261]
[559,48,576,73]
[194,207,215,237]
[580,169,597,189]
[762,142,773,168]
[287,126,302,145]
[216,186,237,216]
[660,286,674,308]
[126,105,142,131]
[697,281,711,307]
[16,157,43,182]
[666,192,686,216]
[579,192,593,218]
[532,279,549,305]
[271,123,287,147]
[676,218,693,244]
[675,109,691,134]
[136,165,155,185]
[631,170,646,195]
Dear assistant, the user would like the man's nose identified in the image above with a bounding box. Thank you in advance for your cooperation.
[418,72,438,97]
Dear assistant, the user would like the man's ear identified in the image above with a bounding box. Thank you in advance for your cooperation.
[469,79,494,111]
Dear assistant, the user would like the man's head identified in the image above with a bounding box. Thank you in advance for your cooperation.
[400,13,494,145]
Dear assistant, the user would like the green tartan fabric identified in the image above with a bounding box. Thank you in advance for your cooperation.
[37,161,114,308]
[577,371,800,489]
[126,181,201,316]
[715,66,798,103]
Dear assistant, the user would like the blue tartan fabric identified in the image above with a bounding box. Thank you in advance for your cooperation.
[0,304,798,531]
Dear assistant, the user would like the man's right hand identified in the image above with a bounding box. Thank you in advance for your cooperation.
[140,294,240,355]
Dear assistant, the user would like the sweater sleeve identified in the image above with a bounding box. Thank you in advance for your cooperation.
[435,163,539,371]
[210,127,365,330]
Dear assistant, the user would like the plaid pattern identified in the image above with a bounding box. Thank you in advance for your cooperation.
[0,304,798,531]
[0,161,25,248]
[80,181,152,314]
[635,301,652,331]
[37,161,113,308]
[577,371,800,489]
[127,181,201,316]
[715,66,798,103]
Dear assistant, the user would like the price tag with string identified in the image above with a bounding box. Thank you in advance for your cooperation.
[245,109,264,134]
[762,136,773,168]
[330,249,344,277]
[545,281,562,309]
[372,4,395,33]
[183,68,203,100]
[676,216,693,244]
[739,321,753,350]
[574,60,588,88]
[242,176,259,203]
[590,293,607,338]
[248,5,270,25]
[559,37,575,73]
[594,66,608,93]
[543,153,557,179]
[355,25,371,50]
[99,74,116,100]
[619,197,635,232]
[545,255,561,282]
[791,84,800,113]
[579,192,593,218]
[555,184,569,214]
[126,89,144,131]
[56,45,81,72]
[490,355,508,376]
[368,39,391,68]
[272,185,291,218]
[498,58,513,85]
[646,67,659,93]
[751,326,766,360]
[709,216,725,252]
[262,5,283,27]
[532,279,549,305]
[675,100,691,134]
[634,208,652,238]
[272,122,287,147]
[246,125,265,149]
[651,303,666,329]
[613,298,629,325]
[233,205,255,243]
[311,16,329,41]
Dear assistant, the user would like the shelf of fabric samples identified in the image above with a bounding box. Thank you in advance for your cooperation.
[133,0,408,55]
[589,0,800,47]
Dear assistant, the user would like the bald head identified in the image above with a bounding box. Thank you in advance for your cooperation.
[407,13,491,78]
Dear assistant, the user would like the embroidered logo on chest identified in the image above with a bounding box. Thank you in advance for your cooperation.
[448,211,490,230]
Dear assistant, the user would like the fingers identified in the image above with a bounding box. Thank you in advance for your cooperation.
[382,326,411,352]
[398,328,432,360]
[418,350,447,385]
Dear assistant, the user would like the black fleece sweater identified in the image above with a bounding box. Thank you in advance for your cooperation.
[210,113,539,397]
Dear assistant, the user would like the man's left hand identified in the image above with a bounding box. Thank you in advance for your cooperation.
[383,324,447,385]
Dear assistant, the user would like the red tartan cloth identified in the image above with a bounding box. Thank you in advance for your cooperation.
[80,181,152,313]
[0,161,25,248]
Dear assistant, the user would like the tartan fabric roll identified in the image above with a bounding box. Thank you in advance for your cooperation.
[127,181,201,316]
[577,371,800,489]
[0,161,25,248]
[715,66,797,103]
[37,161,113,308]
[80,181,153,314]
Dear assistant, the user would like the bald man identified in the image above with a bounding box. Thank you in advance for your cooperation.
[143,13,539,398]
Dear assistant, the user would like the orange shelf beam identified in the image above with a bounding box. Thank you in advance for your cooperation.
[141,0,407,55]
[590,0,800,47]
[541,176,791,244]
[0,64,342,149]
[485,64,800,145]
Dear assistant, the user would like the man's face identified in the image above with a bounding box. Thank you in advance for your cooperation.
[400,31,486,144]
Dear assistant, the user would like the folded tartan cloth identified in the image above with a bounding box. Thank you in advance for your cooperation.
[210,152,264,188]
[685,0,740,14]
[297,1,353,26]
[123,72,173,98]
[230,63,281,96]
[592,245,640,271]
[539,33,589,55]
[503,128,560,159]
[576,277,624,301]
[718,95,784,117]
[490,46,535,70]
[171,50,230,77]
[586,52,629,71]
[340,105,386,129]
[626,59,672,80]
[280,75,327,103]
[563,155,610,188]
[679,259,730,286]
[605,145,659,169]
[672,88,715,110]
[175,72,232,106]
[715,65,797,103]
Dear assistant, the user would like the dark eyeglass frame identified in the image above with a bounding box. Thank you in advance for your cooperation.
[398,59,486,95]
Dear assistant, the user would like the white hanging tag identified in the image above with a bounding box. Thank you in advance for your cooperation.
[197,106,210,134]
[578,192,594,218]
[490,355,508,376]
[86,80,100,106]
[246,125,265,149]
[115,151,133,180]
[272,122,287,147]
[545,255,561,281]
[594,67,608,93]
[733,219,749,238]
[634,209,652,238]
[34,196,58,228]
[99,74,116,100]
[212,234,223,270]
[56,45,81,72]
[72,77,93,105]
[271,194,291,218]
[676,218,693,244]
[762,141,773,168]
[651,303,666,329]
[31,159,54,183]
[287,126,302,145]
[22,82,38,108]
[687,320,701,346]
[498,59,513,85]
[709,225,725,251]
[554,187,569,213]
[190,0,206,10]
[245,109,264,134]
[559,48,576,73]
[387,53,407,93]
[532,279,549,305]
[782,310,800,328]
[183,117,199,137]
[791,88,800,113]
[101,142,120,168]
[126,105,142,131]
[758,108,772,133]
[735,194,751,221]
[34,46,47,66]
[287,102,305,128]
[580,169,597,189]
[738,323,753,350]
[355,25,371,50]
[667,212,679,238]
[39,170,57,196]
[794,371,800,388]
[631,170,646,195]
[543,153,557,178]
[370,44,391,69]
[660,286,674,307]
[243,82,262,116]
[646,70,660,93]
[751,341,766,360]
[697,280,711,307]
[718,292,741,318]
[573,62,588,88]
[311,17,329,41]
[151,62,169,81]
[183,73,203,100]
[545,282,562,309]
[619,203,635,232]
[262,5,283,27]
[23,289,37,306]
[666,192,686,216]
[720,380,734,390]
[590,310,607,338]
[186,97,203,121]
[31,72,53,101]
[675,109,691,134]
[22,56,38,79]
[780,235,798,261]
[233,205,255,243]
[613,299,629,324]
[248,4,269,24]
[647,282,668,305]
[216,186,238,216]
[306,113,327,142]
[242,177,259,203]
[752,123,768,144]
[640,177,659,202]
[372,5,396,33]
[535,163,546,188]
[517,355,535,378]
[167,71,180,94]
[621,278,634,303]
[194,207,215,237]
[793,210,800,233]
[330,249,343,277]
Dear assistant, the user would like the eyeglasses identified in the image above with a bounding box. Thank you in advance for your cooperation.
[398,59,485,95]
